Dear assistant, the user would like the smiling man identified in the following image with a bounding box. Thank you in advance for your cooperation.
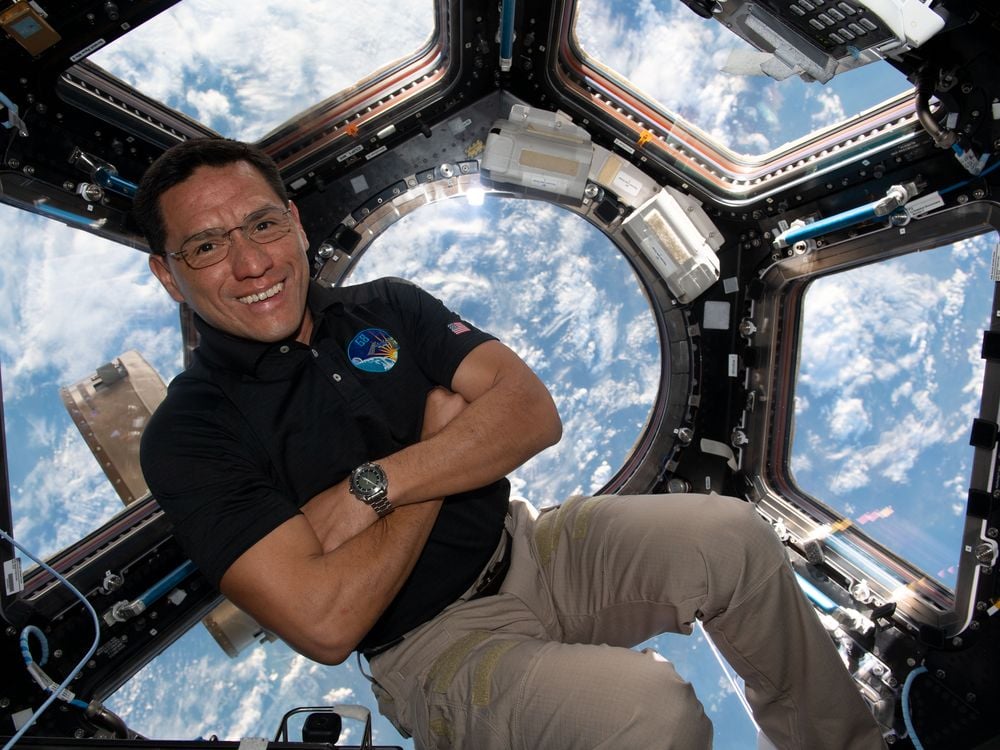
[134,138,887,750]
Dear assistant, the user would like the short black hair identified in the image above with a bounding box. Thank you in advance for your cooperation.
[133,138,289,255]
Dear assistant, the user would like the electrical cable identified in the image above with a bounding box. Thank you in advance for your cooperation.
[0,528,101,750]
[901,665,928,750]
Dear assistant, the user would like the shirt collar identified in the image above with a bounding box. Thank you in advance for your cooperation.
[193,281,345,374]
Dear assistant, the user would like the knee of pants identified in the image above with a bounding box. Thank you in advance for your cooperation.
[610,651,713,750]
[693,495,786,567]
[516,645,713,750]
[668,496,789,618]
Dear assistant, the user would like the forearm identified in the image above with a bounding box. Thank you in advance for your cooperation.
[222,498,442,664]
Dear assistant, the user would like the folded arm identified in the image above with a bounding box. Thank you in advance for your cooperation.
[220,389,459,664]
[222,341,560,663]
[302,340,561,551]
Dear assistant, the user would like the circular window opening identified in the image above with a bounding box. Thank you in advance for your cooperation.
[347,195,660,506]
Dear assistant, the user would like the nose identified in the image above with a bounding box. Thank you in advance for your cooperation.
[228,233,273,279]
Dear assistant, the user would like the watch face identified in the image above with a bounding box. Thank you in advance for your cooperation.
[352,463,387,500]
[355,466,383,492]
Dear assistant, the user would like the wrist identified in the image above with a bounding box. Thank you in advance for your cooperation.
[349,462,395,518]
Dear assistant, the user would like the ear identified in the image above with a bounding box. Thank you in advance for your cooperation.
[149,254,186,304]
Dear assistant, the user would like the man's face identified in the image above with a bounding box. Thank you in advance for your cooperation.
[149,161,313,344]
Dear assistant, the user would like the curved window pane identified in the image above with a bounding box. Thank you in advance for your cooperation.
[90,0,436,142]
[574,0,912,156]
[791,234,995,589]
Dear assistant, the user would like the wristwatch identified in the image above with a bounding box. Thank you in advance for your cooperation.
[349,462,394,518]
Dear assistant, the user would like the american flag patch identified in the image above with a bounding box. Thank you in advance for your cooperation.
[448,321,471,335]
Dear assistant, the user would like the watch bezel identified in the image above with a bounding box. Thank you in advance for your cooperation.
[350,462,393,517]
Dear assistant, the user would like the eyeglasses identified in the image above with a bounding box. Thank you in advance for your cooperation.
[167,207,293,269]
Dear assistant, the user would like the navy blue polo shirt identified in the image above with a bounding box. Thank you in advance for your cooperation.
[140,277,510,652]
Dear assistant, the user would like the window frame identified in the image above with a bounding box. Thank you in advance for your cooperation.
[743,200,1000,635]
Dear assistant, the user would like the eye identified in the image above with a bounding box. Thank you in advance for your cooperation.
[190,240,223,256]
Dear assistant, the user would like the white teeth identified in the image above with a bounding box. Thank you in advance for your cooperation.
[238,282,283,305]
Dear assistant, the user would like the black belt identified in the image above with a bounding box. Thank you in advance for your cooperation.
[469,530,513,600]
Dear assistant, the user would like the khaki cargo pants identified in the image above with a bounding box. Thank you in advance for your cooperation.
[369,494,886,749]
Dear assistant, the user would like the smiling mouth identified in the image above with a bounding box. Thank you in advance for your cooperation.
[237,282,284,305]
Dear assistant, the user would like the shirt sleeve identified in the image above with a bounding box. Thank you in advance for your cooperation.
[380,277,497,388]
[140,376,300,589]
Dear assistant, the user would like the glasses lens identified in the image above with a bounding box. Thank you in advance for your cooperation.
[248,209,292,244]
[175,209,292,269]
[180,235,229,269]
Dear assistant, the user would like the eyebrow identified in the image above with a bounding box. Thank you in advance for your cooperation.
[180,204,285,245]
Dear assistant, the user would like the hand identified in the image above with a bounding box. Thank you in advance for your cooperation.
[421,386,468,439]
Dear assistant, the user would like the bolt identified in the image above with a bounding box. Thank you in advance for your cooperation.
[886,733,897,744]
[676,427,694,445]
[952,636,963,647]
[7,158,19,169]
[969,619,980,630]
[973,189,986,200]
[851,580,872,603]
[906,657,916,667]
[886,676,898,688]
[53,649,63,659]
[0,698,7,708]
[731,429,748,447]
[987,527,998,538]
[974,542,996,565]
[739,319,757,338]
[977,601,988,611]
[962,83,974,94]
[966,692,977,703]
[316,242,336,260]
[957,194,969,204]
[666,477,691,493]
[5,626,16,638]
[22,165,35,176]
[935,669,946,679]
[74,730,86,739]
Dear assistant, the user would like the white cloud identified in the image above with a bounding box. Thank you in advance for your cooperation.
[574,1,764,153]
[830,460,869,494]
[809,88,846,130]
[89,0,436,141]
[0,205,178,400]
[12,425,122,560]
[828,396,869,439]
